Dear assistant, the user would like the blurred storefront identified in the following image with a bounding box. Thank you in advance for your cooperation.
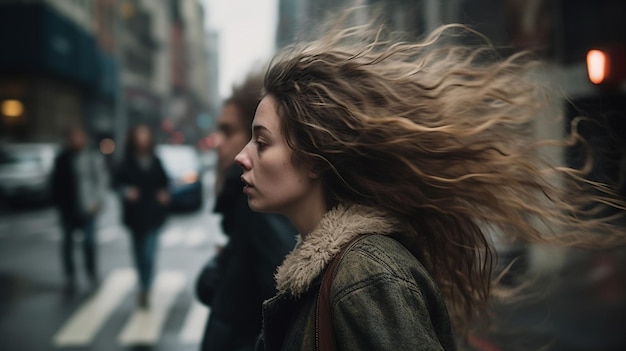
[0,2,114,143]
[0,0,216,152]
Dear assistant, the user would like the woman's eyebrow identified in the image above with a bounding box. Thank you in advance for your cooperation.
[253,125,271,135]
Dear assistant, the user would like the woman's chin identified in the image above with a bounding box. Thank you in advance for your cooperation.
[247,199,265,212]
[247,199,281,214]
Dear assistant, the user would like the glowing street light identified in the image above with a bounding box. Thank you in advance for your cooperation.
[99,138,116,155]
[1,99,24,117]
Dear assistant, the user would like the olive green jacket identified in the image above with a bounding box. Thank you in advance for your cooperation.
[257,204,456,350]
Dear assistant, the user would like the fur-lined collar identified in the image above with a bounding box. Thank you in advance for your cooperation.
[275,204,400,297]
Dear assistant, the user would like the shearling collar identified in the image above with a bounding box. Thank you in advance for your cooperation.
[275,204,400,297]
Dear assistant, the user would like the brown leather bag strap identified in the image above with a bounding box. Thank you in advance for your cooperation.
[316,235,366,351]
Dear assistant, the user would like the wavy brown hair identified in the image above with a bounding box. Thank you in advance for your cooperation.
[263,22,625,334]
[225,71,265,138]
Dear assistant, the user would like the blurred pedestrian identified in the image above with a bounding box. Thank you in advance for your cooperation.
[196,73,296,351]
[51,126,108,291]
[234,19,626,350]
[115,124,169,308]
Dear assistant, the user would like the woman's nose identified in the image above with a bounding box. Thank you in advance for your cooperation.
[235,143,251,170]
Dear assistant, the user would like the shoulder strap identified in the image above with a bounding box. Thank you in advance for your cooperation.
[316,235,366,351]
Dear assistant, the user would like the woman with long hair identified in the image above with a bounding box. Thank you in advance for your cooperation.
[115,124,169,308]
[234,20,625,350]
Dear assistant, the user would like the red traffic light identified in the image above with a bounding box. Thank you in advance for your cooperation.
[587,50,608,85]
[586,46,626,88]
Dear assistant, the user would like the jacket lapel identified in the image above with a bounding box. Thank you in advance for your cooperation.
[275,204,399,298]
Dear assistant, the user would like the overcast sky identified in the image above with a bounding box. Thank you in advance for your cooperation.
[203,0,278,99]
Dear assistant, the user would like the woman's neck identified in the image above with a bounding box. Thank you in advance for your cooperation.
[286,182,327,240]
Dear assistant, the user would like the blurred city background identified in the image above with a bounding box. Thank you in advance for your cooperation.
[0,0,625,350]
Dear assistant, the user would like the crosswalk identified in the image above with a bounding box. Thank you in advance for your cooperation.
[180,301,210,343]
[40,223,228,249]
[119,271,187,345]
[0,216,226,249]
[53,269,137,346]
[159,226,221,248]
[53,268,210,348]
[0,188,227,250]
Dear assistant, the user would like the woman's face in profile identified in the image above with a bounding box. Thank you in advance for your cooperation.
[235,95,317,214]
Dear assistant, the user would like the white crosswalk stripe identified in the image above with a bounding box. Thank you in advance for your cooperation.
[53,269,136,347]
[51,269,210,348]
[44,225,214,248]
[160,227,185,247]
[184,227,207,247]
[118,271,187,345]
[98,225,125,243]
[44,225,122,243]
[179,301,210,344]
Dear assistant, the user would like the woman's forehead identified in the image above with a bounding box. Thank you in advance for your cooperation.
[253,96,281,133]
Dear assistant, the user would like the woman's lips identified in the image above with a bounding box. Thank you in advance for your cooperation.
[241,176,254,190]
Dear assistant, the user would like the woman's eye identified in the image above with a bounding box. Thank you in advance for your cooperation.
[255,139,267,150]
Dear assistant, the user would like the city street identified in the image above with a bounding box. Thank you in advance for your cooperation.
[2,170,626,351]
[0,170,224,351]
[1,0,624,350]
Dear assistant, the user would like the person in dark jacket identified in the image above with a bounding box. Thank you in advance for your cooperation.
[51,126,108,290]
[115,124,169,308]
[196,73,297,351]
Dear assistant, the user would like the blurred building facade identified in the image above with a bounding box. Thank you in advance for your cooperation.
[119,0,168,141]
[0,0,216,149]
[277,0,626,80]
[205,30,220,126]
[167,0,212,145]
[277,0,441,48]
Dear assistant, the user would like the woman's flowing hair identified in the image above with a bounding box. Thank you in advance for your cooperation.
[264,18,625,334]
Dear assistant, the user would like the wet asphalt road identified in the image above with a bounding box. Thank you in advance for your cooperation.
[1,167,625,351]
[0,171,225,351]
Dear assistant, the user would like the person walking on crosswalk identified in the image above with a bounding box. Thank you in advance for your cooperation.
[52,126,108,292]
[115,124,170,308]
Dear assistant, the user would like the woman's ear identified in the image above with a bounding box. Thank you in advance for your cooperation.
[307,162,321,179]
[308,167,320,180]
[298,156,323,180]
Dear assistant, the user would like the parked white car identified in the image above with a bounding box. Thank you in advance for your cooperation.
[0,143,60,205]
